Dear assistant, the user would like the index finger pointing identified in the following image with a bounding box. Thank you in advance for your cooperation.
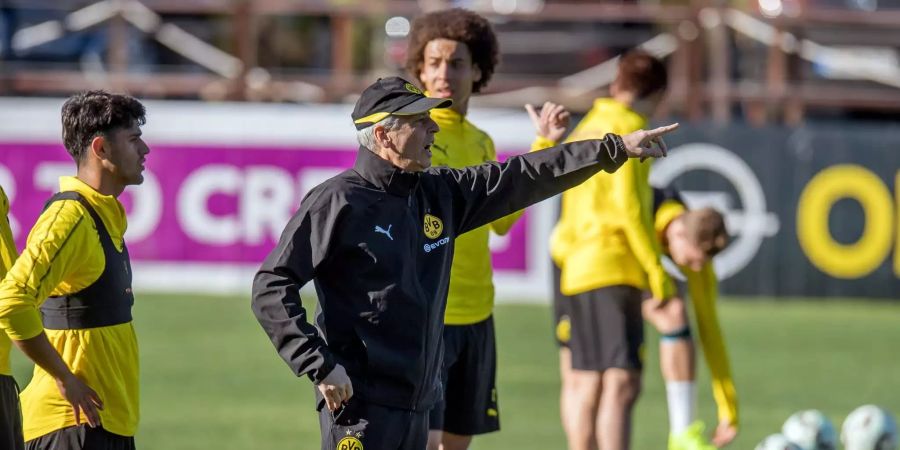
[646,123,679,138]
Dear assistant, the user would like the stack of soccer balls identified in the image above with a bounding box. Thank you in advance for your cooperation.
[755,405,898,450]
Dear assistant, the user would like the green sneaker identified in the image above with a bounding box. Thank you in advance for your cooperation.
[669,421,717,450]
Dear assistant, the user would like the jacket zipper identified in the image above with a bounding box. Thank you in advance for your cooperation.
[407,193,432,411]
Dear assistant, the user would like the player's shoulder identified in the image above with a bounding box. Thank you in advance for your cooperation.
[463,119,497,162]
[42,196,92,222]
[28,197,92,244]
[464,118,493,143]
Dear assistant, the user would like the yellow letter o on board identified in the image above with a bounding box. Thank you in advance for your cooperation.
[797,165,894,279]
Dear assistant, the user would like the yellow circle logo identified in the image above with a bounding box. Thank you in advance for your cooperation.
[337,436,363,450]
[423,214,444,239]
[404,83,423,95]
[556,315,571,344]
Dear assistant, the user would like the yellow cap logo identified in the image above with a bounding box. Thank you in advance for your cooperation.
[404,83,423,95]
[337,436,363,450]
[424,214,444,239]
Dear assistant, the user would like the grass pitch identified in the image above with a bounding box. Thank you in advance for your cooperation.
[11,296,900,449]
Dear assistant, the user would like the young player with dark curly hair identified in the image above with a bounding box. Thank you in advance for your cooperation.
[405,8,514,450]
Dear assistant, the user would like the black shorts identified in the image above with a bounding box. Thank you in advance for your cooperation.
[319,397,428,450]
[551,263,572,348]
[25,426,135,450]
[428,316,499,436]
[564,285,645,372]
[0,374,23,450]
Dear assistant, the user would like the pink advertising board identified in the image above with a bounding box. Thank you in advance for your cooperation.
[0,142,528,269]
[0,99,553,300]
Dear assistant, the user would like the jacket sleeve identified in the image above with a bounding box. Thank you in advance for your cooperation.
[439,136,628,235]
[251,192,340,383]
[0,201,97,341]
[611,161,675,300]
[484,138,523,236]
[685,263,739,427]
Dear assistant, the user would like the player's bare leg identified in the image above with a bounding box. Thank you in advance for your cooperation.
[642,297,714,450]
[437,431,473,450]
[643,297,695,382]
[567,368,602,450]
[596,368,641,450]
[559,348,573,436]
[427,431,442,450]
[559,348,582,447]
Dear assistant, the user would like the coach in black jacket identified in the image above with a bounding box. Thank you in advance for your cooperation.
[251,77,677,450]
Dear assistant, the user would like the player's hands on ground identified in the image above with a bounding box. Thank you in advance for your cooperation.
[56,373,103,428]
[621,123,679,161]
[318,364,354,411]
[525,102,571,143]
[712,420,738,447]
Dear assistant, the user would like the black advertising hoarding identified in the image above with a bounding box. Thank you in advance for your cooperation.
[652,121,899,298]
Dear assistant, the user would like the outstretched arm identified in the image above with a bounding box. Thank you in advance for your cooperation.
[442,124,678,235]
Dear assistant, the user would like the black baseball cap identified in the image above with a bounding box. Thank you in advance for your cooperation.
[352,77,452,130]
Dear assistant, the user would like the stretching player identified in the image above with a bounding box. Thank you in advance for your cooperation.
[551,189,739,449]
[645,187,738,448]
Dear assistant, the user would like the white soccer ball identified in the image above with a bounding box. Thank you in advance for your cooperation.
[841,405,898,450]
[756,433,803,450]
[782,409,838,450]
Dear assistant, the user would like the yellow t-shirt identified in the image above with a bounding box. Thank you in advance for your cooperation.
[655,198,739,427]
[0,185,19,376]
[429,107,522,325]
[0,176,140,440]
[536,98,674,299]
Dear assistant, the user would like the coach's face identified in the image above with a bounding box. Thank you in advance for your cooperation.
[101,122,150,186]
[376,113,439,172]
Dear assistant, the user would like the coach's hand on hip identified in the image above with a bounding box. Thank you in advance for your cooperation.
[621,123,679,161]
[317,364,353,411]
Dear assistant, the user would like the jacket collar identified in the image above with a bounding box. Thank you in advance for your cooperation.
[353,146,420,196]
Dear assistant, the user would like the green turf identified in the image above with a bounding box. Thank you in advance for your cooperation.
[11,296,900,449]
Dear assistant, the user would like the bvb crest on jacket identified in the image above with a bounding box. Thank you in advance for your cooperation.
[423,214,443,239]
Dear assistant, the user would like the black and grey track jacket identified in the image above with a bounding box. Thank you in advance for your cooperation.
[251,135,627,411]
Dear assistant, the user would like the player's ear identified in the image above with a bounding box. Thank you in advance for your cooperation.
[472,65,482,85]
[89,134,109,161]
